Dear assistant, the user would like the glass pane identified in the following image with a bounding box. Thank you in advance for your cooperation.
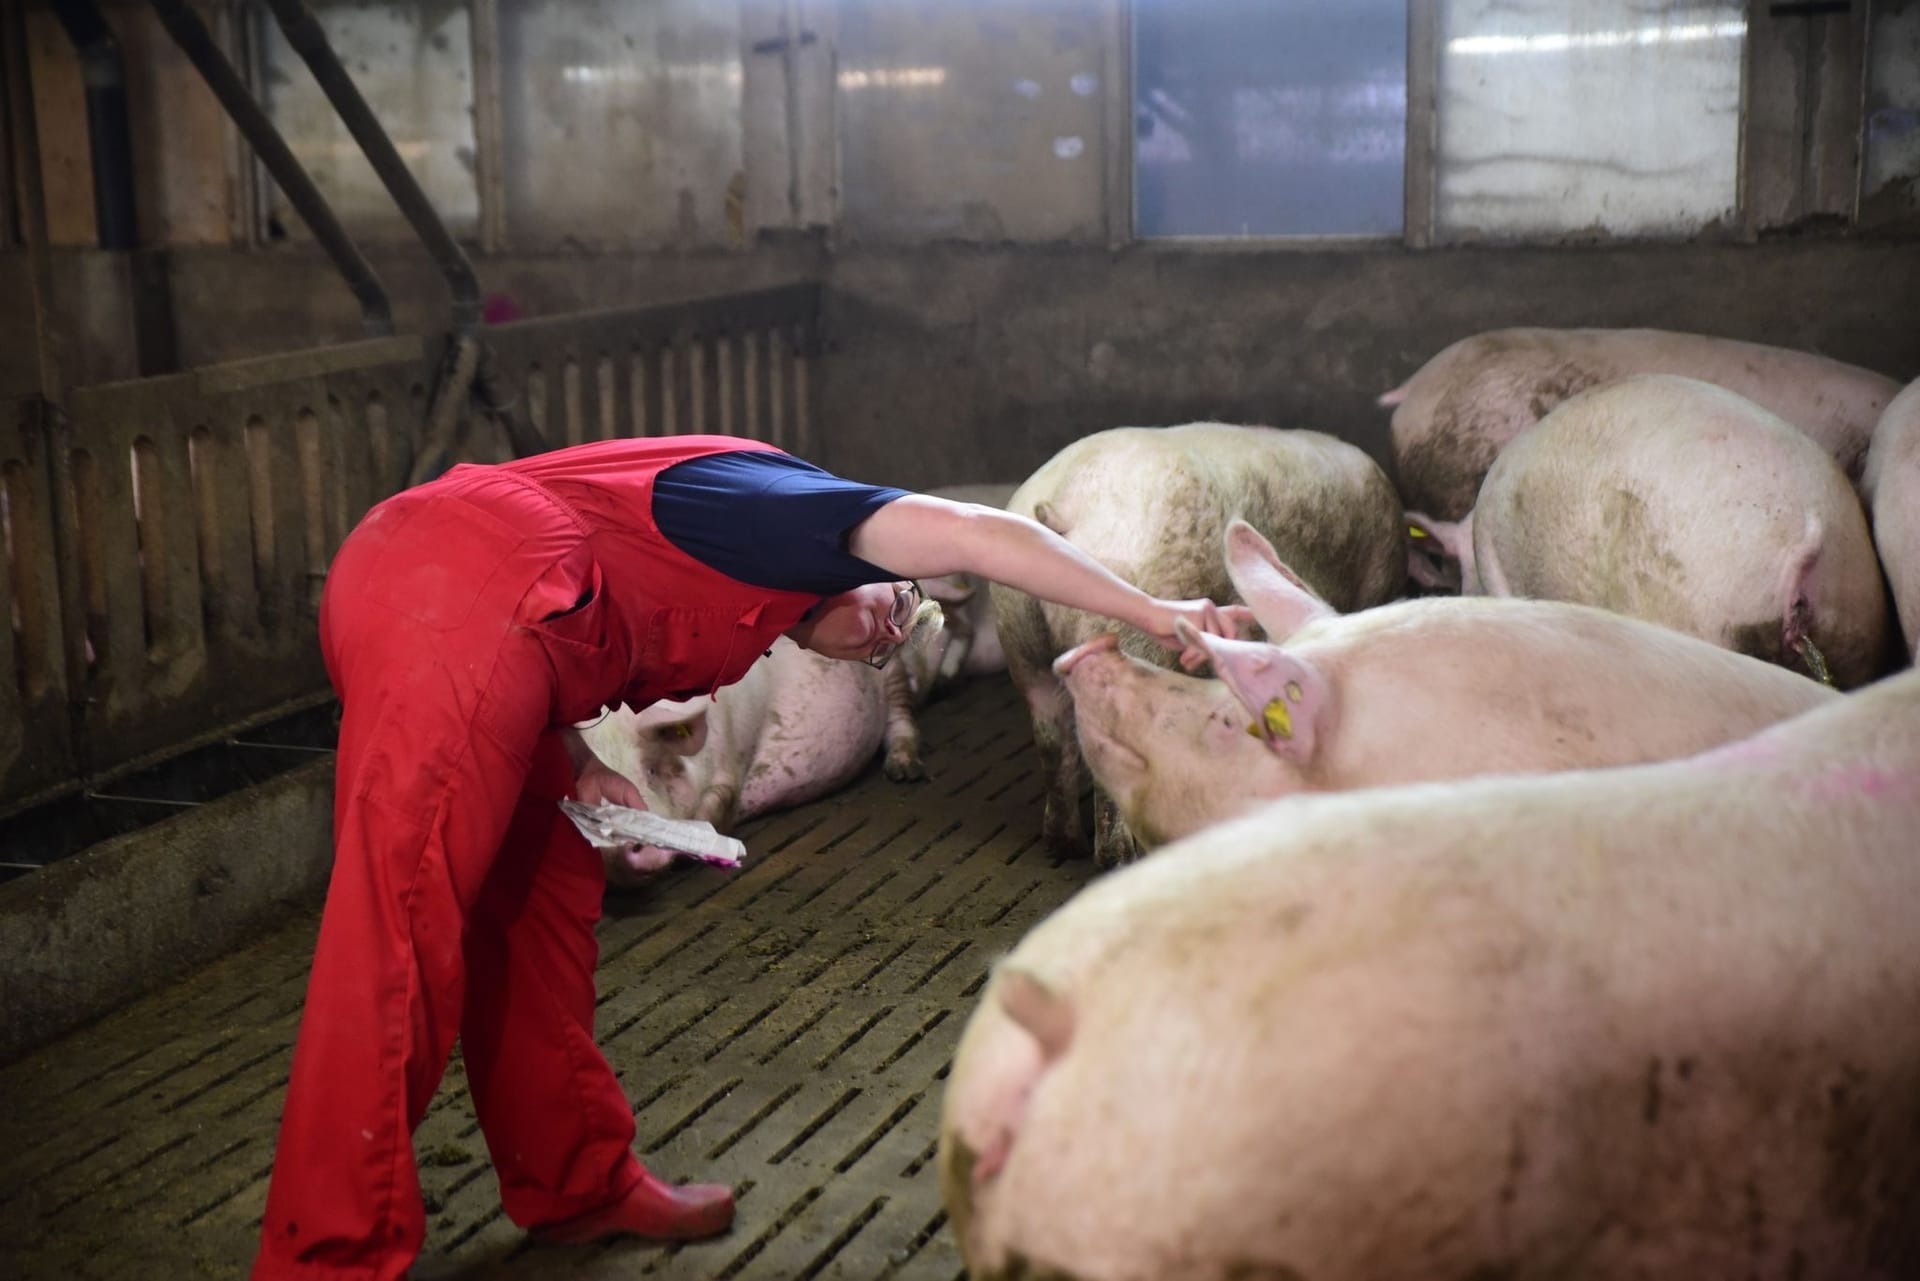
[261,2,478,238]
[1864,1,1920,217]
[1134,0,1406,238]
[837,0,1105,242]
[499,0,742,250]
[1436,0,1744,240]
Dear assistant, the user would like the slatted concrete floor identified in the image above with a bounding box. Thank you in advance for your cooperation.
[0,675,1087,1280]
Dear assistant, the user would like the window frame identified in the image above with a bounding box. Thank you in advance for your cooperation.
[1118,0,1895,252]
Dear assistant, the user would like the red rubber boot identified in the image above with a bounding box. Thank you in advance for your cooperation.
[531,1170,736,1244]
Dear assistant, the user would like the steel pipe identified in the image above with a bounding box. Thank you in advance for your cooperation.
[259,0,481,332]
[148,0,393,337]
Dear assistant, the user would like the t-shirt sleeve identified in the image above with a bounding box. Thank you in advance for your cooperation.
[651,450,914,594]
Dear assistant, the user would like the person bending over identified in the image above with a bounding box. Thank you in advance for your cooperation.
[252,433,1243,1280]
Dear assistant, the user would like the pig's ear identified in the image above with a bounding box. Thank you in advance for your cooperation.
[1223,520,1336,641]
[1178,620,1324,762]
[920,571,978,605]
[1406,512,1468,593]
[995,965,1073,1063]
[650,708,709,757]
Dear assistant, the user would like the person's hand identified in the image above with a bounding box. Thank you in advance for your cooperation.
[576,759,646,810]
[573,763,681,881]
[1143,598,1258,671]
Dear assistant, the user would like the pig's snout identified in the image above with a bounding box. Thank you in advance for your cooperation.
[1053,633,1120,678]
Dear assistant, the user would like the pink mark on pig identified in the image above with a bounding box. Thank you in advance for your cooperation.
[1690,736,1785,770]
[974,1128,1015,1186]
[1806,766,1918,803]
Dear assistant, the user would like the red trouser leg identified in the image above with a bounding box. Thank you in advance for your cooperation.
[251,486,639,1279]
[461,742,646,1227]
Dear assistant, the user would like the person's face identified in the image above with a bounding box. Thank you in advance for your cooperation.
[787,581,922,667]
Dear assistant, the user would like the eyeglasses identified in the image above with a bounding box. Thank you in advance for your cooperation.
[866,582,923,669]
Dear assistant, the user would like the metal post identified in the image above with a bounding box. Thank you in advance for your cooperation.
[258,0,481,331]
[470,0,506,254]
[782,0,804,225]
[1101,0,1133,250]
[148,0,393,337]
[5,2,63,403]
[5,0,91,760]
[1403,0,1439,249]
[48,0,137,250]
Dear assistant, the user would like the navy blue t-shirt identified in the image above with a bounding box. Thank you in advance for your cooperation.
[651,450,912,595]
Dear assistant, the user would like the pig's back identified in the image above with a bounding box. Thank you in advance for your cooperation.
[1299,595,1837,790]
[1864,379,1920,659]
[1592,329,1897,476]
[1391,327,1896,520]
[1014,423,1401,616]
[1471,375,1887,682]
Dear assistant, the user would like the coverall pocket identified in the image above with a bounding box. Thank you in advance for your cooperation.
[519,545,620,724]
[520,547,608,650]
[359,497,529,631]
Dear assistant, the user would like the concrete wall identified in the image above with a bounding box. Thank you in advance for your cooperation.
[15,231,1913,488]
[810,238,1920,490]
[0,758,334,1062]
[157,237,827,369]
[9,231,1917,494]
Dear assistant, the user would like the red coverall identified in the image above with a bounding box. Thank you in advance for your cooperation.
[253,437,819,1279]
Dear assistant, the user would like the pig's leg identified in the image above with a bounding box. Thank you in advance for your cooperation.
[695,776,741,830]
[882,663,927,781]
[1024,677,1086,857]
[998,587,1086,855]
[1091,791,1142,868]
[937,624,973,686]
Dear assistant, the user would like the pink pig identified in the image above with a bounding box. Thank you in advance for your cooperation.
[1053,520,1835,850]
[941,667,1920,1281]
[581,636,934,887]
[1863,377,1920,661]
[993,423,1407,867]
[1384,326,1900,520]
[1410,375,1895,688]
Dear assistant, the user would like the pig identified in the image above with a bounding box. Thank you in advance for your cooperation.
[919,483,1022,687]
[940,667,1920,1281]
[991,423,1406,867]
[1411,375,1894,688]
[1862,377,1920,661]
[581,634,938,887]
[1383,326,1902,520]
[1056,519,1838,850]
[918,571,1007,686]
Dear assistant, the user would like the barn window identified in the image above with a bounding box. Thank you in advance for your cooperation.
[1864,0,1920,219]
[835,0,1107,242]
[1133,0,1409,238]
[1433,0,1747,240]
[257,1,479,240]
[498,0,745,249]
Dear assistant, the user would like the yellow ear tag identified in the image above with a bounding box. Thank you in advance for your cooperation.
[672,723,694,740]
[1408,525,1429,539]
[1246,697,1294,741]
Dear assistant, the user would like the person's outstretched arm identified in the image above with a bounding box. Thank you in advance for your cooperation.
[846,495,1249,659]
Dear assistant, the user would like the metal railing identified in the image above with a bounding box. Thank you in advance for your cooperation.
[0,283,822,818]
[483,284,819,454]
